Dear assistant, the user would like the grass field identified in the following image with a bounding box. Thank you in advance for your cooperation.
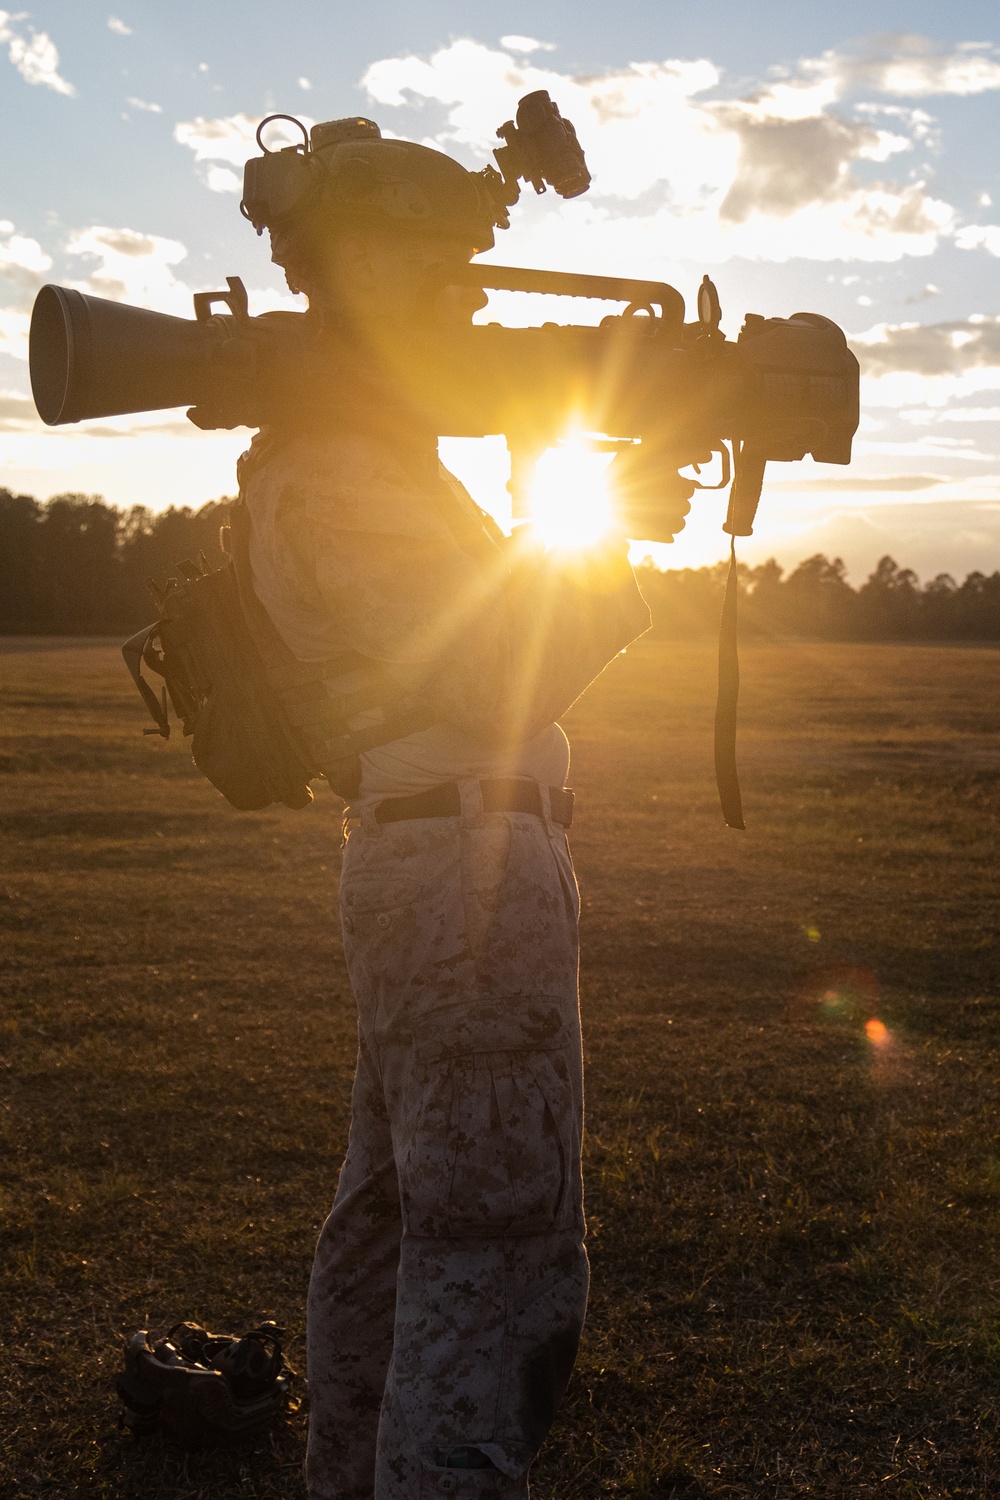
[2,635,999,1499]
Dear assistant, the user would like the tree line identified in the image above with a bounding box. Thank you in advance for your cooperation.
[1,488,998,640]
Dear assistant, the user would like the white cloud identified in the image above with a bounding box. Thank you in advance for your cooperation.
[0,309,31,361]
[173,111,314,168]
[107,16,132,36]
[298,76,312,91]
[203,164,242,194]
[856,435,998,461]
[899,406,1000,424]
[853,316,1000,410]
[174,112,259,165]
[0,219,49,358]
[499,36,556,54]
[766,472,943,492]
[955,223,1000,256]
[0,388,38,432]
[0,220,52,289]
[64,225,192,315]
[854,316,1000,377]
[829,34,1000,98]
[126,96,162,113]
[0,10,75,95]
[360,38,963,266]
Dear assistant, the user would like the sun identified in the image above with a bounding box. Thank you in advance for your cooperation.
[527,437,616,550]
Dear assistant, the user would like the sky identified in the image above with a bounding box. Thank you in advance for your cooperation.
[3,1,1000,581]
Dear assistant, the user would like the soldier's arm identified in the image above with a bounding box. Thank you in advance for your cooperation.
[486,530,651,738]
[312,523,648,744]
[302,450,648,743]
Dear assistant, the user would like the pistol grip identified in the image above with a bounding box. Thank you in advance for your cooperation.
[724,446,766,537]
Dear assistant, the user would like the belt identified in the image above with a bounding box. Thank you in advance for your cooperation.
[373,778,574,828]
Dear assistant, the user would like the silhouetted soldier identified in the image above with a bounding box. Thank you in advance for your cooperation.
[237,115,685,1498]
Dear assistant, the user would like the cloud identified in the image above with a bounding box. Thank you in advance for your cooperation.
[899,405,1000,424]
[955,223,1000,256]
[204,165,241,194]
[107,16,132,35]
[0,310,31,360]
[0,10,75,95]
[298,76,312,91]
[766,473,944,492]
[0,388,38,432]
[359,38,962,266]
[0,218,49,357]
[856,435,998,461]
[64,225,191,315]
[855,317,1000,410]
[0,220,52,291]
[499,36,556,54]
[173,111,313,168]
[717,113,884,222]
[174,112,260,166]
[126,96,162,113]
[853,316,1000,377]
[740,498,1000,585]
[822,34,1000,99]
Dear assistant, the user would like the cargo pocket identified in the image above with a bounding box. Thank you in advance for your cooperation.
[400,1001,581,1240]
[339,827,462,1008]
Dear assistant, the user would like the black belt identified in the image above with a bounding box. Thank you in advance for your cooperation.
[374,778,574,828]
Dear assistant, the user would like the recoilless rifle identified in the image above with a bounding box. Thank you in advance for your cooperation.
[26,95,861,825]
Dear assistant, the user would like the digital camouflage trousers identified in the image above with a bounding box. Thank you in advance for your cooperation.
[306,778,589,1500]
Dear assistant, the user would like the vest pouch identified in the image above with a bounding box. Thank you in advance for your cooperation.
[124,497,433,811]
[126,550,317,812]
[191,673,313,812]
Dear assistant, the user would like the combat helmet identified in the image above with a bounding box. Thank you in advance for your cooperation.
[241,94,591,273]
[243,115,499,261]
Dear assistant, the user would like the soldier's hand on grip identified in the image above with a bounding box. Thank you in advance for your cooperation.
[608,444,699,544]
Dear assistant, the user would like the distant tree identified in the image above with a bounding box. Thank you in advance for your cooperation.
[0,492,232,634]
[920,573,959,639]
[743,557,784,635]
[33,495,123,633]
[634,559,731,637]
[117,501,230,625]
[953,570,1000,639]
[0,490,45,632]
[0,489,997,640]
[779,553,858,638]
[857,555,921,639]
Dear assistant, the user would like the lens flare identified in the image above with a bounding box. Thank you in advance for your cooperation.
[865,1018,889,1046]
[787,963,881,1029]
[528,438,616,550]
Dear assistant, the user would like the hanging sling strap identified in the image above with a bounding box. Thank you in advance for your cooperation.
[713,535,744,831]
[713,441,767,830]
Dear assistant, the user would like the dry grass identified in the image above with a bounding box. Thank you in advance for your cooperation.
[1,636,999,1498]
